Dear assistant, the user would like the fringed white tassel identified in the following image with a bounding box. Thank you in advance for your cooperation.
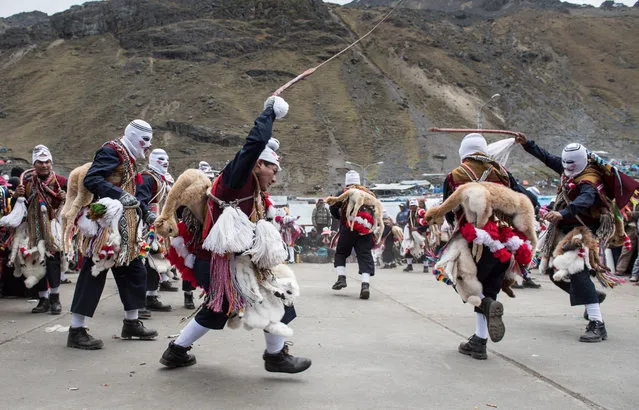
[244,220,287,269]
[77,209,99,237]
[0,197,27,228]
[98,198,123,229]
[202,207,255,255]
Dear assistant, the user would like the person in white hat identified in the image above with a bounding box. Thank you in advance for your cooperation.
[10,145,67,315]
[329,170,378,299]
[516,133,612,343]
[159,96,311,374]
[402,198,421,272]
[442,133,518,360]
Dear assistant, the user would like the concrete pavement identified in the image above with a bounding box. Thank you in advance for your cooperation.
[1,263,637,409]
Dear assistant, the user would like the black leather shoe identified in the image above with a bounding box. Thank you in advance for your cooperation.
[121,319,158,340]
[49,293,62,315]
[263,344,311,374]
[32,297,50,313]
[480,297,505,343]
[423,265,429,273]
[458,334,488,360]
[160,341,196,368]
[522,277,541,288]
[403,264,413,272]
[184,293,195,309]
[159,281,179,292]
[382,264,391,269]
[146,295,172,312]
[67,327,104,350]
[332,275,347,290]
[359,282,370,300]
[579,320,607,342]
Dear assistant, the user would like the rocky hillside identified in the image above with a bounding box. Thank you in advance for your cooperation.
[0,0,638,194]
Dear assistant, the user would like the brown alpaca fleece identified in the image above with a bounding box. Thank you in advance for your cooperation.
[554,226,602,272]
[155,169,211,238]
[325,187,384,235]
[424,181,537,249]
[60,162,92,253]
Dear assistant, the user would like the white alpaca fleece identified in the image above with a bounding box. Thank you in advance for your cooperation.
[148,253,172,274]
[551,249,588,282]
[435,234,482,306]
[244,220,287,269]
[9,224,46,287]
[77,209,99,237]
[231,257,296,337]
[96,198,124,230]
[202,207,255,255]
[0,197,27,228]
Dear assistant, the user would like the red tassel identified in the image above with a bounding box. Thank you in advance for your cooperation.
[515,245,532,265]
[460,223,477,242]
[494,247,512,263]
[135,173,143,185]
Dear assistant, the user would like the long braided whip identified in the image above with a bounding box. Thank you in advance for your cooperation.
[272,0,407,96]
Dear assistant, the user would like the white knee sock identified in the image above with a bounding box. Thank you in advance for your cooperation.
[70,313,87,328]
[175,319,210,347]
[161,273,170,282]
[288,246,295,262]
[585,303,603,322]
[49,287,60,295]
[61,271,67,281]
[124,310,138,320]
[147,290,158,296]
[407,258,413,265]
[361,272,371,283]
[336,266,345,276]
[475,313,489,339]
[423,259,429,267]
[38,290,49,298]
[264,332,285,354]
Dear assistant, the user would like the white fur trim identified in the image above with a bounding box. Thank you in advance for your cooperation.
[0,197,27,228]
[184,253,195,269]
[244,220,287,269]
[202,207,255,255]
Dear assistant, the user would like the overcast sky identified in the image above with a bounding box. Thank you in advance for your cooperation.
[0,0,635,18]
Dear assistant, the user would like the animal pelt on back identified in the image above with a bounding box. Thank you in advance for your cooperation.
[551,227,601,282]
[325,188,384,235]
[60,163,92,253]
[155,169,211,238]
[435,233,483,307]
[424,181,537,249]
[226,257,299,337]
[9,223,46,288]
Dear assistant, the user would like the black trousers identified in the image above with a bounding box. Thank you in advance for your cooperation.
[70,257,147,317]
[182,279,195,292]
[333,227,375,275]
[192,258,296,330]
[145,260,160,292]
[473,245,510,313]
[546,268,598,306]
[34,252,62,292]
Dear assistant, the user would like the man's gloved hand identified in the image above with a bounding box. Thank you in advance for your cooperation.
[119,192,140,208]
[145,211,157,226]
[263,96,289,120]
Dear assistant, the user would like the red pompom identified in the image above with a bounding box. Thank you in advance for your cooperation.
[460,223,477,242]
[135,173,143,185]
[515,245,532,265]
[494,247,512,263]
[275,215,282,223]
[417,208,426,218]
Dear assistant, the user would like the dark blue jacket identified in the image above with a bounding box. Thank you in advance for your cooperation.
[221,106,275,189]
[523,140,599,228]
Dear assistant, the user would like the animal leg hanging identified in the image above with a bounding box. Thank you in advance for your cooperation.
[271,0,407,96]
